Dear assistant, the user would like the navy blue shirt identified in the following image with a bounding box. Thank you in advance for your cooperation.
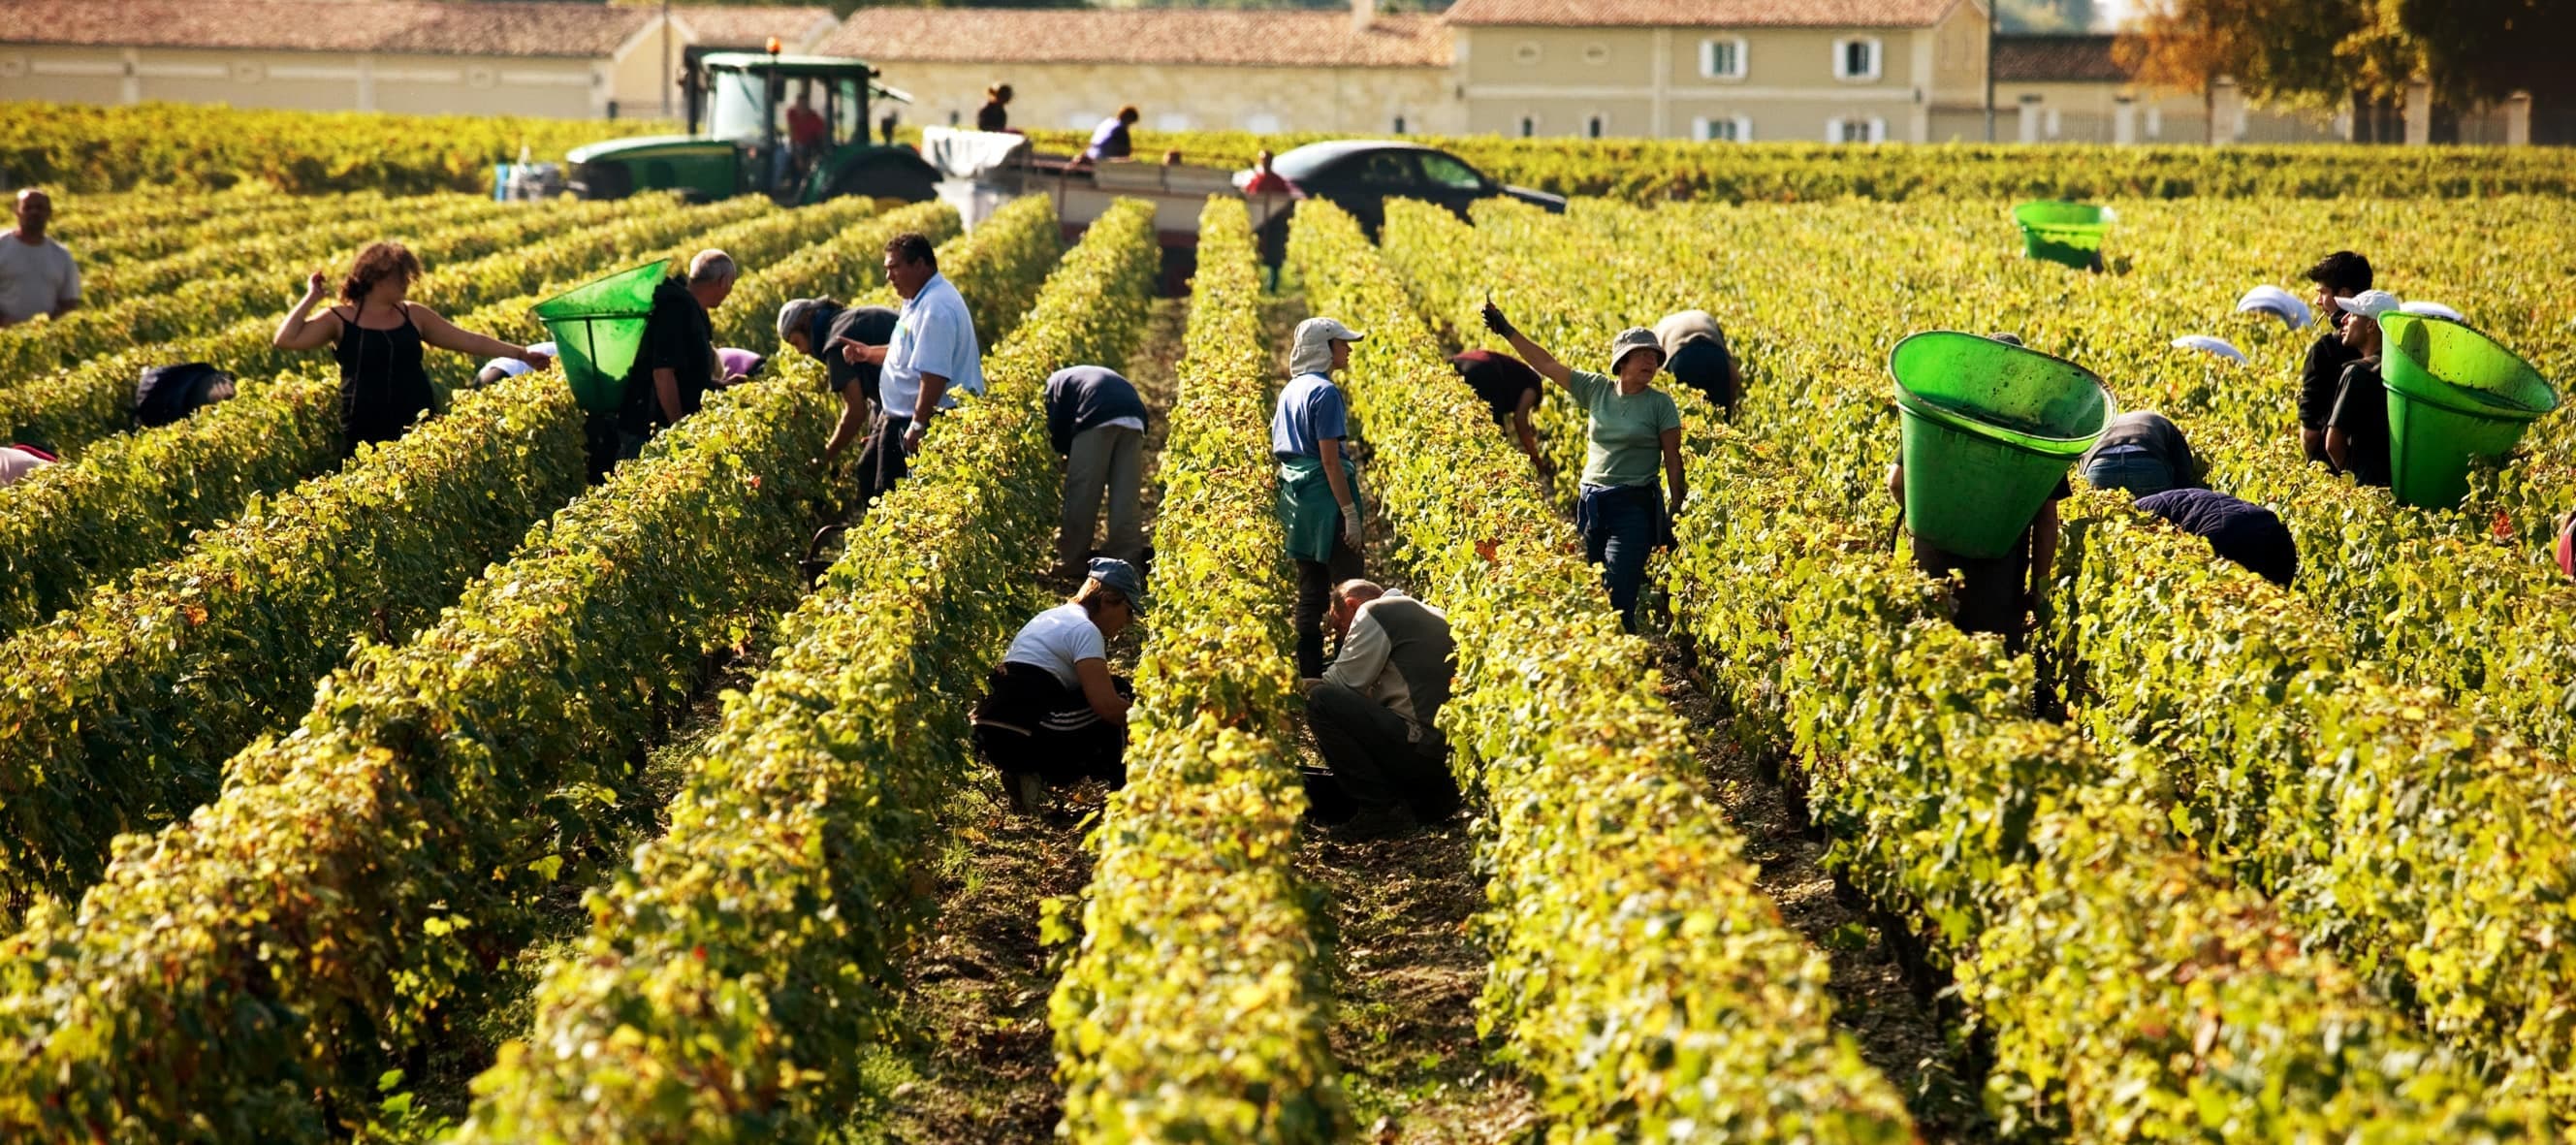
[1043,366,1149,456]
[2135,489,2299,587]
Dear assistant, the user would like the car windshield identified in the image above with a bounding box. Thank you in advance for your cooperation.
[1419,152,1484,190]
[706,67,774,142]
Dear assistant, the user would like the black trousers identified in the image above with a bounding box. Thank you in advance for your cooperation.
[1293,529,1366,680]
[972,662,1130,785]
[1308,682,1457,818]
[1912,534,2032,653]
[854,412,912,507]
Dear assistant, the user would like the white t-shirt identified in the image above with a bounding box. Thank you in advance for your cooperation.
[881,272,984,419]
[0,233,80,325]
[0,447,52,487]
[1002,602,1105,689]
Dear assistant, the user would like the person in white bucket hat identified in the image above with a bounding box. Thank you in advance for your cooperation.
[1274,316,1370,680]
[2324,289,2403,488]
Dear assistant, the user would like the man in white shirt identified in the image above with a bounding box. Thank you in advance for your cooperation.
[840,231,983,503]
[0,190,81,328]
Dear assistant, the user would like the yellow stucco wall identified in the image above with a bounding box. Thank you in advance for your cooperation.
[1928,3,1988,109]
[0,35,661,119]
[1996,80,2339,143]
[870,58,1462,138]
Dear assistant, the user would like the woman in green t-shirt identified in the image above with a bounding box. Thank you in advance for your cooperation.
[1481,300,1685,632]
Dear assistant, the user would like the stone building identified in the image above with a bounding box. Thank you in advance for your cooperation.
[1440,0,1993,143]
[0,0,833,121]
[1991,34,2339,144]
[824,5,1459,138]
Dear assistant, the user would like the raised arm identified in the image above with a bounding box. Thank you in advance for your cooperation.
[272,272,341,351]
[411,304,550,367]
[1480,301,1573,388]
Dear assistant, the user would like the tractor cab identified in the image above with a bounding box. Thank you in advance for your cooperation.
[569,50,938,206]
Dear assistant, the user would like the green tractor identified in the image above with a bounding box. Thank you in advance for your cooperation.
[568,50,938,206]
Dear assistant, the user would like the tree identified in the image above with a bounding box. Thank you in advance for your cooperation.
[2116,0,2572,110]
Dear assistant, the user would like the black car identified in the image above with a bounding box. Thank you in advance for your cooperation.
[1243,141,1566,239]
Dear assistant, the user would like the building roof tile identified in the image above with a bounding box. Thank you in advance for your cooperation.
[823,8,1451,69]
[1992,34,2129,82]
[1441,0,1964,28]
[0,0,655,58]
[671,6,840,51]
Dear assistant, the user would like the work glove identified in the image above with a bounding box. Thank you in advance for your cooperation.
[1481,301,1515,338]
[1341,504,1365,548]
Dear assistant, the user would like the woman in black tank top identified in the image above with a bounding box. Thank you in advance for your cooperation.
[273,242,552,456]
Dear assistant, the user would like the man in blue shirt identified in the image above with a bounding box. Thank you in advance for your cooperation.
[838,232,983,504]
[1274,316,1369,679]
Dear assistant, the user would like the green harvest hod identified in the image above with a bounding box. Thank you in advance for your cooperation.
[2378,312,2560,510]
[1891,331,2115,559]
[2012,201,2110,270]
[533,259,670,414]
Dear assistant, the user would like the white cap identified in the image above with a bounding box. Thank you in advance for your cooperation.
[2335,290,2403,321]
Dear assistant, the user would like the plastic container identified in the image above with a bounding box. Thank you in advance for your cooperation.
[532,259,671,413]
[2378,312,2558,510]
[2012,201,2109,270]
[1890,332,2115,559]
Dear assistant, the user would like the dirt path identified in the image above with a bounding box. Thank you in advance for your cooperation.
[865,296,1191,1143]
[1654,643,1994,1142]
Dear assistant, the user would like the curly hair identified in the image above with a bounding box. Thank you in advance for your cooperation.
[340,241,424,304]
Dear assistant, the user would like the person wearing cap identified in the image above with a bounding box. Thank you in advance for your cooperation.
[2077,410,2205,497]
[971,557,1143,814]
[2299,251,2372,464]
[778,297,901,462]
[2132,489,2299,588]
[1652,309,1740,415]
[1448,348,1550,477]
[834,233,984,503]
[476,340,557,388]
[1308,579,1459,838]
[2325,289,2402,488]
[1887,332,2066,651]
[1275,316,1371,679]
[1481,301,1685,632]
[1045,365,1150,571]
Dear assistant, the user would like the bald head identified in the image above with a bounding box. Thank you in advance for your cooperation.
[685,248,737,308]
[13,189,51,240]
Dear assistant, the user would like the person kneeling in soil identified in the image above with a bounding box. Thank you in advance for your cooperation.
[972,557,1143,814]
[1888,334,2063,652]
[1309,580,1461,839]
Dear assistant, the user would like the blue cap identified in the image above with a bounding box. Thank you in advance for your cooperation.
[1086,557,1146,611]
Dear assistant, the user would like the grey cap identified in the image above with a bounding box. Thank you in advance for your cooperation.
[777,298,831,343]
[1087,557,1147,611]
[1609,327,1664,372]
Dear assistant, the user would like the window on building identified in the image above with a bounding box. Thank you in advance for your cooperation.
[1391,114,1408,134]
[1693,115,1751,143]
[1832,37,1883,81]
[947,110,960,127]
[2145,106,2163,138]
[1512,41,1542,65]
[1420,152,1484,189]
[1582,43,1611,65]
[1700,36,1746,80]
[1827,116,1887,143]
[1518,114,1537,138]
[1586,113,1606,139]
[2045,108,2062,139]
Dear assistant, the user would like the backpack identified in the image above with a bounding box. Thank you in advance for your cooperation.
[134,363,236,429]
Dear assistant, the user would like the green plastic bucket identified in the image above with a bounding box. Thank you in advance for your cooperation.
[2379,312,2559,510]
[1891,332,2115,559]
[533,258,670,413]
[2012,201,2109,270]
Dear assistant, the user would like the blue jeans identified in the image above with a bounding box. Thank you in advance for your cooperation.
[2081,445,2177,497]
[1578,483,1658,632]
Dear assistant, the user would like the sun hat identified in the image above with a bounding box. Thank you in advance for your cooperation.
[1289,317,1365,376]
[2171,334,2247,364]
[1608,327,1664,372]
[2235,285,2312,331]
